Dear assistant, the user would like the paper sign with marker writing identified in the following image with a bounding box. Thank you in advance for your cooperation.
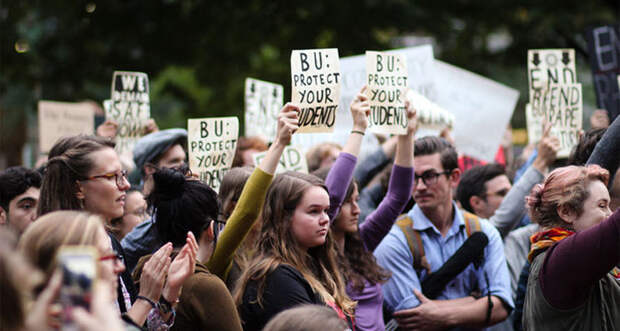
[366,51,408,135]
[291,48,341,133]
[107,71,151,160]
[188,117,239,192]
[538,83,583,158]
[38,101,95,154]
[252,145,308,174]
[528,49,576,94]
[244,78,283,141]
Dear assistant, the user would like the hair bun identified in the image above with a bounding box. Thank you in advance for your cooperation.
[525,183,544,210]
[152,168,186,198]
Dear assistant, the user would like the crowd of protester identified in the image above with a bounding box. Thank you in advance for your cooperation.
[1,89,619,331]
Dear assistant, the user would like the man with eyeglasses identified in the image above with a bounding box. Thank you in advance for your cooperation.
[374,136,513,330]
[121,128,188,272]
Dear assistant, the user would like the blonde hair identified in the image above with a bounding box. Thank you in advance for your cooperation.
[233,172,355,315]
[263,304,348,331]
[18,210,103,279]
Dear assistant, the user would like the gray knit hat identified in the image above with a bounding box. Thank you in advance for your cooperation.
[133,128,187,174]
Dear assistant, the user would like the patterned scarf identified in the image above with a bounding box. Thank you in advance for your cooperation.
[527,227,575,263]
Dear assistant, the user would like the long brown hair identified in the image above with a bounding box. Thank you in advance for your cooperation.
[313,167,391,292]
[233,171,355,315]
[38,135,115,217]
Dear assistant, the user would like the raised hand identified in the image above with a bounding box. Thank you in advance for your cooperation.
[274,103,300,147]
[405,100,418,136]
[162,232,198,303]
[138,243,172,301]
[532,122,560,173]
[95,120,118,139]
[351,86,370,132]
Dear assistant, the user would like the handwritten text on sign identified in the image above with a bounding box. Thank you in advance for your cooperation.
[108,71,151,159]
[188,117,239,192]
[366,51,408,135]
[534,83,583,158]
[252,145,308,174]
[244,78,283,141]
[291,48,341,133]
[528,49,576,93]
[38,101,95,154]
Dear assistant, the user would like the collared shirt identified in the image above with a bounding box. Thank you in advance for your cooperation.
[374,202,514,316]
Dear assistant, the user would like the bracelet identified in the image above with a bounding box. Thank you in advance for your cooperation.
[351,130,365,136]
[136,295,157,308]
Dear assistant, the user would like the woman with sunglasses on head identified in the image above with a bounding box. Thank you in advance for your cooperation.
[522,165,620,330]
[37,135,192,329]
[313,96,416,331]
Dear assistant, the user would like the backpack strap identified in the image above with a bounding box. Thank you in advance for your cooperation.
[396,214,431,275]
[461,210,481,237]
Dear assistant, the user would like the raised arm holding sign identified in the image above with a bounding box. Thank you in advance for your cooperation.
[366,51,409,135]
[291,48,341,133]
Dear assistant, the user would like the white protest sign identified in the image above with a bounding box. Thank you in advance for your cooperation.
[188,117,239,192]
[433,60,520,162]
[525,103,544,144]
[107,71,151,160]
[366,51,408,135]
[528,49,576,93]
[244,78,283,141]
[291,48,341,133]
[538,83,583,158]
[252,145,308,174]
[406,89,454,131]
[38,101,95,154]
[291,45,435,156]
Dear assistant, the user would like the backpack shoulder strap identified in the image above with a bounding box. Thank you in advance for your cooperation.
[396,214,431,275]
[461,210,481,237]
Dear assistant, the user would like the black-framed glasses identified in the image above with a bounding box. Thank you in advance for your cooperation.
[83,170,128,188]
[413,170,452,187]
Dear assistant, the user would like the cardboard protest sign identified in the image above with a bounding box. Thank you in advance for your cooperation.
[291,45,435,156]
[366,51,408,135]
[406,89,454,131]
[38,101,95,154]
[244,78,283,141]
[252,145,308,174]
[107,71,151,160]
[291,48,340,133]
[585,25,620,120]
[432,60,519,162]
[538,83,583,158]
[527,49,577,146]
[187,117,239,192]
[527,49,576,94]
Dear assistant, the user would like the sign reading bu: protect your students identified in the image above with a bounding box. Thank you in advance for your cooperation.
[291,48,341,133]
[366,51,408,135]
[188,117,239,192]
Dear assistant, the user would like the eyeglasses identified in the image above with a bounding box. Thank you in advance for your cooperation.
[413,170,452,187]
[98,251,124,264]
[83,170,128,188]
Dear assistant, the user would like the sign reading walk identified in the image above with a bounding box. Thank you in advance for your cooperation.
[187,117,239,192]
[366,51,408,135]
[244,78,283,141]
[107,71,151,160]
[291,48,340,133]
[584,24,620,120]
